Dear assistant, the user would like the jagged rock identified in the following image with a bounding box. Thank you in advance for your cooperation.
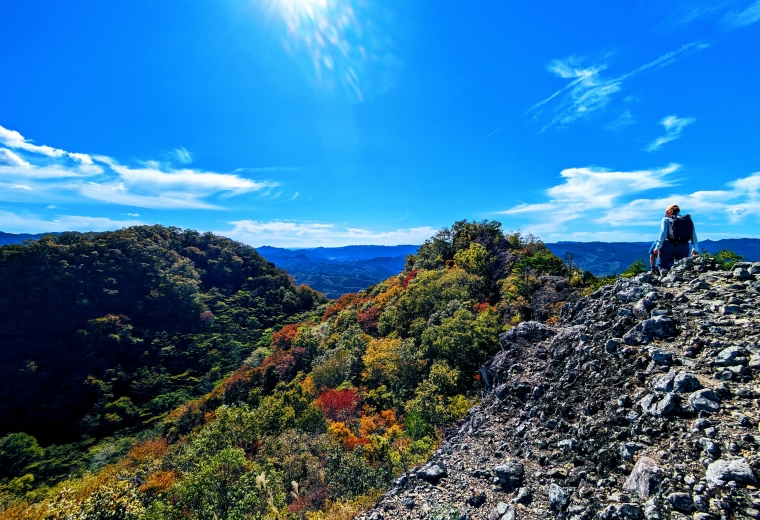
[624,457,662,499]
[619,442,644,460]
[600,503,644,520]
[667,492,694,512]
[400,497,415,509]
[639,392,678,416]
[361,255,760,520]
[698,437,720,456]
[705,458,758,486]
[633,298,656,320]
[494,462,523,492]
[651,370,701,393]
[499,321,555,350]
[734,268,752,280]
[688,389,721,413]
[416,461,447,483]
[714,346,746,366]
[647,347,673,365]
[513,486,532,505]
[548,483,568,512]
[623,316,676,345]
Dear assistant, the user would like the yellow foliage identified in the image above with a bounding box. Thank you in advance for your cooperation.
[327,421,351,442]
[304,490,383,520]
[373,285,403,309]
[301,375,318,398]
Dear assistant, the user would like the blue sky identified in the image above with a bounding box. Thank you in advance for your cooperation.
[1,0,759,246]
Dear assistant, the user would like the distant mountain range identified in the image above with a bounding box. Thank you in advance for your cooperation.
[2,232,758,296]
[545,238,760,277]
[257,245,419,298]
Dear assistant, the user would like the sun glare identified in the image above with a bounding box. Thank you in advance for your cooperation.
[269,0,399,102]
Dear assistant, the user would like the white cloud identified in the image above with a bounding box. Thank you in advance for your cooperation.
[0,124,279,209]
[0,148,30,167]
[172,147,192,164]
[529,42,709,129]
[605,110,635,130]
[500,164,679,224]
[497,167,760,241]
[646,115,696,151]
[221,220,437,247]
[0,210,145,233]
[11,184,33,190]
[722,0,760,28]
[0,125,93,163]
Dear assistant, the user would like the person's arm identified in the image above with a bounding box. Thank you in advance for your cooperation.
[691,227,699,255]
[654,218,668,251]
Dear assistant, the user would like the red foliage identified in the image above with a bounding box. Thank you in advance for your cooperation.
[473,302,491,313]
[402,270,419,288]
[223,367,256,403]
[314,388,362,422]
[322,293,367,321]
[271,323,301,351]
[357,306,381,334]
[288,488,328,514]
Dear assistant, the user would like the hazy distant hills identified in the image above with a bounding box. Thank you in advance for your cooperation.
[545,238,760,277]
[2,232,758,296]
[257,245,419,298]
[0,231,61,245]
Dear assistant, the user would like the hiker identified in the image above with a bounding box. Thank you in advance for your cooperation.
[652,204,698,273]
[648,241,660,276]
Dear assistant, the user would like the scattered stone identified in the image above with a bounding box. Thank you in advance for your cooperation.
[705,458,758,487]
[548,483,568,512]
[688,389,721,413]
[640,392,678,416]
[600,503,645,520]
[513,486,531,505]
[493,462,524,492]
[624,457,662,500]
[416,461,447,483]
[651,371,701,393]
[666,492,694,512]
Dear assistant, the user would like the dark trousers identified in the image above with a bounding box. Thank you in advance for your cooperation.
[659,241,690,269]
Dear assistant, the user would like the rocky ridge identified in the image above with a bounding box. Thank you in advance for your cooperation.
[359,256,760,520]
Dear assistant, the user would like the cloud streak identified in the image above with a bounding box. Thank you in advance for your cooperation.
[722,0,760,28]
[529,42,709,129]
[497,165,760,241]
[221,220,437,248]
[0,210,146,234]
[646,115,696,151]
[0,124,279,209]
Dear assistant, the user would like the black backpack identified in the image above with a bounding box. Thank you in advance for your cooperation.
[668,214,694,244]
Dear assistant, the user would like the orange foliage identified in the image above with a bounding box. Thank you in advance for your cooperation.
[127,438,169,464]
[473,302,492,313]
[322,293,366,321]
[139,470,180,494]
[271,323,301,350]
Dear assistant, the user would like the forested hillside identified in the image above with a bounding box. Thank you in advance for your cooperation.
[0,226,324,488]
[0,220,598,519]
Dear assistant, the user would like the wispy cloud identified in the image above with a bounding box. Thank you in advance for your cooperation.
[497,165,760,241]
[529,42,709,129]
[0,210,145,234]
[221,220,436,247]
[606,110,636,130]
[500,164,679,224]
[646,115,696,151]
[722,0,760,27]
[0,124,279,209]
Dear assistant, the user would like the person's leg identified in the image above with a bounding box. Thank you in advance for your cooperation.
[659,241,676,270]
[673,242,690,263]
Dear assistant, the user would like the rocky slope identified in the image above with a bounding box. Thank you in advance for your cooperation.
[360,256,760,520]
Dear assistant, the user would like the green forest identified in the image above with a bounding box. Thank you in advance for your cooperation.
[0,221,664,519]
